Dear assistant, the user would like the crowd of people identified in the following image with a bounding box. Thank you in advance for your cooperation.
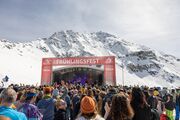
[0,80,179,120]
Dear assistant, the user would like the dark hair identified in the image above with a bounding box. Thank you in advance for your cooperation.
[16,91,23,101]
[131,87,149,110]
[25,92,36,101]
[87,89,94,97]
[108,94,134,120]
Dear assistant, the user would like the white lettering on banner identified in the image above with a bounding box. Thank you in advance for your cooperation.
[43,69,51,72]
[52,58,99,65]
[43,59,52,65]
[105,68,114,71]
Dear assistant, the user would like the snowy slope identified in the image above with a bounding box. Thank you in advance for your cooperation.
[0,30,180,87]
[0,39,54,86]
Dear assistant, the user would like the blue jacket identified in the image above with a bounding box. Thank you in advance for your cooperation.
[37,98,56,120]
[0,106,27,120]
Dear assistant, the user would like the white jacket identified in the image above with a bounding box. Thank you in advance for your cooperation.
[76,115,105,120]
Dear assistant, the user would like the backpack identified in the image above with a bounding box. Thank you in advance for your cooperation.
[160,114,171,120]
[150,108,160,120]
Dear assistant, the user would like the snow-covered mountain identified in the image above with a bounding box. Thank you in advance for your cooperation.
[0,30,180,87]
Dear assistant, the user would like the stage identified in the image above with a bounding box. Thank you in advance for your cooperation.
[53,66,104,85]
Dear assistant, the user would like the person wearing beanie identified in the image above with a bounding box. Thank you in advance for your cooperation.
[147,88,158,109]
[165,94,176,120]
[37,87,56,120]
[153,90,159,97]
[76,96,104,120]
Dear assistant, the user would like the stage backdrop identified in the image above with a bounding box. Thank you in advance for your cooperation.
[41,56,116,85]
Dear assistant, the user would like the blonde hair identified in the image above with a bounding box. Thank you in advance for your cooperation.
[0,88,17,103]
[55,98,67,109]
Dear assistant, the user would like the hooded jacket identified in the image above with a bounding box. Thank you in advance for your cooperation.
[37,97,56,120]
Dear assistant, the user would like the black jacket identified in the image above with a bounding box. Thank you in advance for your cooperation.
[147,96,158,109]
[165,101,176,111]
[132,106,151,120]
[54,109,66,120]
[102,92,116,116]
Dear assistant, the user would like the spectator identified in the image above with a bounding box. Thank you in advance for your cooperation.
[72,89,80,119]
[131,87,151,120]
[97,91,106,116]
[76,96,104,120]
[37,87,56,120]
[147,88,158,109]
[156,98,165,115]
[0,88,27,120]
[105,93,134,120]
[73,94,86,120]
[14,91,25,109]
[60,87,71,120]
[101,88,116,116]
[54,99,67,120]
[18,91,43,120]
[52,85,59,99]
[175,92,180,120]
[165,94,176,120]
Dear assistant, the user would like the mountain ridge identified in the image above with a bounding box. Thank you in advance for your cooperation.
[0,30,180,87]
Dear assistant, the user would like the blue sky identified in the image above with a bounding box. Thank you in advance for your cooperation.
[0,0,180,57]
